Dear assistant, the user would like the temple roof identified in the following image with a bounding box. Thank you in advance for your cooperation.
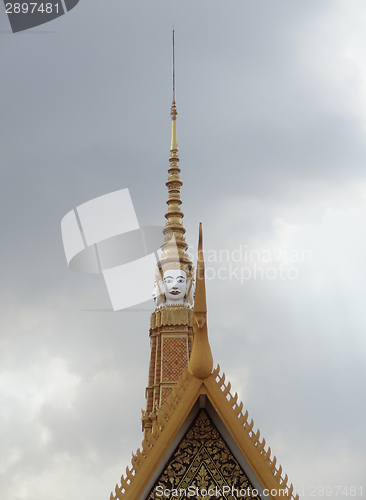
[110,365,299,500]
[110,224,299,500]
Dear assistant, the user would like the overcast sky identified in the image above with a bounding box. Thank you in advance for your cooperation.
[1,1,366,499]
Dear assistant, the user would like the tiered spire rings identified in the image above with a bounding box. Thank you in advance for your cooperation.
[156,86,193,283]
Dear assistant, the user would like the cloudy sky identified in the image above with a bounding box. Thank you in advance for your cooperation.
[1,1,366,499]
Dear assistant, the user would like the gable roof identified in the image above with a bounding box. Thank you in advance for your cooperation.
[146,408,261,499]
[110,365,299,500]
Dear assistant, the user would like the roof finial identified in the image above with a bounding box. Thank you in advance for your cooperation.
[172,28,175,102]
[188,223,213,379]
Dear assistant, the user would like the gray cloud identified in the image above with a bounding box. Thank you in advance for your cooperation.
[1,1,366,499]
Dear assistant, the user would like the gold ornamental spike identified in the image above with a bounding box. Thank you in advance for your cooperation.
[188,223,213,379]
[193,222,207,325]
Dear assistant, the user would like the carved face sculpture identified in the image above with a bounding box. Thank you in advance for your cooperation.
[163,269,188,304]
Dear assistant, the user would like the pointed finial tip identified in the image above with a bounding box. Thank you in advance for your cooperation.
[198,222,203,250]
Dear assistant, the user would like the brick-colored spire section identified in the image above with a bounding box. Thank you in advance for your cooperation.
[142,307,193,436]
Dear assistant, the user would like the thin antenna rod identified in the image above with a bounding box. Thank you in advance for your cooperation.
[172,29,175,100]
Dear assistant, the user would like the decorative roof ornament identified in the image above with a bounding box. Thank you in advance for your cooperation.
[155,30,194,305]
[188,223,213,378]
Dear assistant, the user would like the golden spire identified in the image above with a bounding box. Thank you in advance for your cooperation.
[157,31,193,280]
[188,223,213,379]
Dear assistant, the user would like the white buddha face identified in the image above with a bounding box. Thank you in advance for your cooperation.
[163,269,188,304]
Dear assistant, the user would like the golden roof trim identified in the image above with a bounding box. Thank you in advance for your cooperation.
[206,366,299,500]
[111,369,195,500]
[110,366,299,500]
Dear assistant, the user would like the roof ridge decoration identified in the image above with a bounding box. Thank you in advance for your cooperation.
[188,222,213,379]
[111,365,299,500]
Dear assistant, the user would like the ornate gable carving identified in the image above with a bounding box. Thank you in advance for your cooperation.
[147,410,260,499]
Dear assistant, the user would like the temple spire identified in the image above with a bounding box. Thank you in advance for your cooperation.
[157,31,192,274]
